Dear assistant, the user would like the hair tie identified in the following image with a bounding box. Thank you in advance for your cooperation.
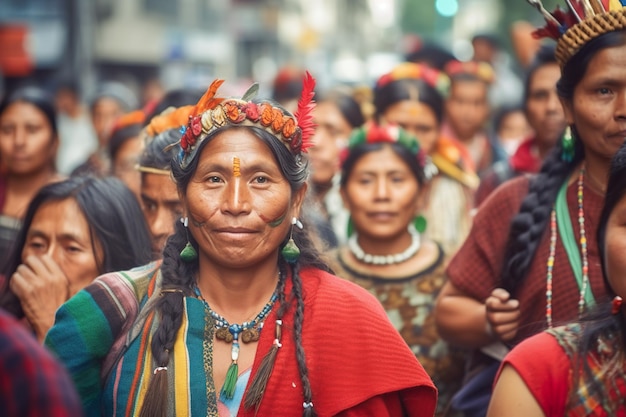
[153,366,167,374]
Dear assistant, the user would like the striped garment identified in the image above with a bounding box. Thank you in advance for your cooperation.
[45,261,219,416]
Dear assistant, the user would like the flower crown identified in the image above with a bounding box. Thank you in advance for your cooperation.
[342,122,437,179]
[527,0,626,68]
[376,62,451,97]
[177,72,316,168]
[444,60,495,84]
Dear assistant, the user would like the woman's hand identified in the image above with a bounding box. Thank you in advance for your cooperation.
[10,254,70,342]
[485,288,521,342]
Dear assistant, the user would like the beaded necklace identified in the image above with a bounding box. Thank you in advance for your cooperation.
[545,167,592,328]
[193,285,278,399]
[348,224,421,265]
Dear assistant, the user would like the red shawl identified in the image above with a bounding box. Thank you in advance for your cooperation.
[240,268,437,416]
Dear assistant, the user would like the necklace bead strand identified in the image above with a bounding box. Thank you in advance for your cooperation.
[545,167,590,328]
[348,224,421,265]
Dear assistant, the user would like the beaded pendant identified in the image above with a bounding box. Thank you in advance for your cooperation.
[193,286,277,399]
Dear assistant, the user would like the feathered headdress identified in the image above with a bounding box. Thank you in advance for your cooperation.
[177,72,316,168]
[527,0,626,67]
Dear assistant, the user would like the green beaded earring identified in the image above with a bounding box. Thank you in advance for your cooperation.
[281,217,302,263]
[180,217,198,263]
[561,126,575,162]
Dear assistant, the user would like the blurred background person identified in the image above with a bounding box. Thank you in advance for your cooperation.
[332,122,466,416]
[137,105,190,255]
[271,65,305,113]
[72,81,138,177]
[0,87,62,271]
[443,60,505,176]
[471,33,523,109]
[0,176,152,342]
[374,62,478,254]
[307,86,365,248]
[475,45,565,207]
[108,109,146,200]
[490,105,532,157]
[53,79,97,175]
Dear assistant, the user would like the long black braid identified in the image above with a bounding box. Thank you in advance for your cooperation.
[499,135,584,294]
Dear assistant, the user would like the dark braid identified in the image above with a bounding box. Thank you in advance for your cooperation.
[291,262,316,417]
[499,133,584,295]
[139,220,198,416]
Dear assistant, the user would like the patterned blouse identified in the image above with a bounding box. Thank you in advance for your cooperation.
[331,245,466,416]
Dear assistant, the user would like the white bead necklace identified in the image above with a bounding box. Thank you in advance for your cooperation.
[348,224,421,265]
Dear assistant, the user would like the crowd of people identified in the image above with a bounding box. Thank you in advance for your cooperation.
[2,1,626,416]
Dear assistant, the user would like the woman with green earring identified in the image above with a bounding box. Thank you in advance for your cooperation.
[331,122,465,417]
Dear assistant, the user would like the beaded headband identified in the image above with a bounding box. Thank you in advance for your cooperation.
[177,72,316,169]
[376,62,451,97]
[527,0,626,68]
[444,60,495,84]
[342,122,435,179]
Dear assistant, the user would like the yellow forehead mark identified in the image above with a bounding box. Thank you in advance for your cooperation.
[408,102,421,117]
[233,157,241,177]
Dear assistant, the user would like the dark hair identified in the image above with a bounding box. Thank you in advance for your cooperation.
[0,86,58,137]
[522,44,558,111]
[499,30,626,295]
[316,89,365,128]
[405,43,455,71]
[144,88,204,126]
[138,129,182,171]
[373,78,445,124]
[272,67,305,104]
[340,141,426,186]
[90,81,138,113]
[109,124,143,161]
[492,104,525,136]
[0,176,153,317]
[139,123,329,417]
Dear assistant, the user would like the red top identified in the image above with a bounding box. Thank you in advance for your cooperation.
[241,268,438,417]
[498,331,569,416]
[500,330,626,417]
[447,175,608,344]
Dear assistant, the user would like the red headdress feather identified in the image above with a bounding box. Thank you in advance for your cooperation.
[294,71,316,153]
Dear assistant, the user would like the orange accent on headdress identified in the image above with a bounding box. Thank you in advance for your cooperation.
[112,110,145,133]
[145,105,195,137]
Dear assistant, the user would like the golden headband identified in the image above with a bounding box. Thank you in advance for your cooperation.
[528,0,626,68]
[178,72,316,169]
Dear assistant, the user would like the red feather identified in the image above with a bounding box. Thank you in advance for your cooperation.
[294,71,316,153]
[194,79,226,115]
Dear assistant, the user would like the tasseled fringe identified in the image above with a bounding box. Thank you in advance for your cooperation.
[220,361,239,399]
[244,320,283,410]
[139,366,169,417]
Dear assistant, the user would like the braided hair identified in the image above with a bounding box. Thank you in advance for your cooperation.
[499,30,626,295]
[139,125,330,417]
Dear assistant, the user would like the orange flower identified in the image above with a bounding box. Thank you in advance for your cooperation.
[271,108,284,132]
[225,102,245,123]
[282,117,297,138]
[260,104,274,127]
